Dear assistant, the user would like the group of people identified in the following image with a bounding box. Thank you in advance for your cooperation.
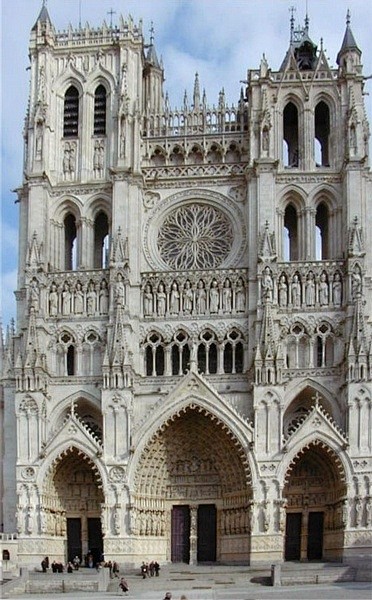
[140,560,161,578]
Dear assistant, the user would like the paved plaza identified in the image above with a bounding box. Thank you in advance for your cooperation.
[3,563,372,600]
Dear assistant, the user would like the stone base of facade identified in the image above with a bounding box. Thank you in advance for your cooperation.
[249,534,283,565]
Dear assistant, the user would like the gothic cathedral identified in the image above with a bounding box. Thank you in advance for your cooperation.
[1,4,371,570]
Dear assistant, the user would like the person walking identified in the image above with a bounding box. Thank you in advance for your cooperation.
[119,576,129,595]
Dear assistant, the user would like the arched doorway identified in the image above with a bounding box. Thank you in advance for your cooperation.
[283,441,346,562]
[132,405,252,564]
[42,447,104,565]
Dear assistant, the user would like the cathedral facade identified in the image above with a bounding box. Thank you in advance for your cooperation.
[1,5,372,569]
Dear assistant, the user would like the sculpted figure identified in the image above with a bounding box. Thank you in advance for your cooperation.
[143,283,153,316]
[278,275,288,307]
[74,281,84,314]
[169,281,180,314]
[49,283,58,316]
[86,281,97,315]
[209,279,219,313]
[62,282,71,316]
[183,280,193,314]
[114,273,125,307]
[305,272,315,307]
[222,279,232,313]
[157,283,166,316]
[99,279,109,314]
[262,266,273,301]
[291,274,301,307]
[319,272,329,306]
[30,278,40,312]
[332,272,342,307]
[235,278,246,312]
[196,280,207,314]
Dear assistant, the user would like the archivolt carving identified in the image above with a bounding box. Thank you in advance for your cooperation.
[133,407,252,508]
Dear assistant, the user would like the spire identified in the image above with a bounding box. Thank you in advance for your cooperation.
[193,73,200,110]
[337,10,361,66]
[146,21,161,68]
[32,0,52,31]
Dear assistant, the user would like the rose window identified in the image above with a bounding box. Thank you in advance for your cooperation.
[157,204,234,269]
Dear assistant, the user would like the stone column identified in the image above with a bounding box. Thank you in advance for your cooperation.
[189,505,198,565]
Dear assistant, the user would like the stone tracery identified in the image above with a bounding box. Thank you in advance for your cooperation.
[157,204,234,270]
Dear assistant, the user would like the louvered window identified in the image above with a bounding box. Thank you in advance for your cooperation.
[94,85,107,135]
[63,86,79,138]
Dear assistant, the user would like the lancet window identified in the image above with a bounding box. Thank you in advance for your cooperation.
[171,331,190,375]
[223,330,244,374]
[63,85,79,138]
[64,213,78,270]
[283,102,299,167]
[315,202,330,260]
[314,101,330,167]
[283,203,298,261]
[94,85,107,135]
[93,211,109,268]
[145,332,165,376]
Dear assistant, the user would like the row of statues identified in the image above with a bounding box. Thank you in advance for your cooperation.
[143,278,246,317]
[62,140,105,180]
[48,279,109,316]
[260,266,362,308]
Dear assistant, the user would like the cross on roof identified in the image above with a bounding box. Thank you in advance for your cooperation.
[107,8,116,28]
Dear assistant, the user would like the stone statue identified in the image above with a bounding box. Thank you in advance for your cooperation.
[262,266,273,301]
[305,272,315,307]
[235,278,246,312]
[143,284,153,316]
[169,281,180,314]
[278,275,288,307]
[99,279,109,314]
[62,282,71,316]
[86,281,97,315]
[291,274,301,307]
[30,278,40,312]
[209,279,219,313]
[49,283,58,316]
[74,281,84,314]
[183,280,193,314]
[222,279,232,313]
[157,283,166,316]
[332,272,342,307]
[319,273,329,306]
[196,280,207,314]
[114,273,125,307]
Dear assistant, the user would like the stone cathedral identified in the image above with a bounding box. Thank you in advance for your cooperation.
[1,4,372,571]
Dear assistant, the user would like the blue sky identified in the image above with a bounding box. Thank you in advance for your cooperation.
[1,0,372,327]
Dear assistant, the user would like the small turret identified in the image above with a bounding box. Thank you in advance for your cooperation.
[337,10,362,74]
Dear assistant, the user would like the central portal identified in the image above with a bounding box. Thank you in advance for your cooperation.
[171,504,217,563]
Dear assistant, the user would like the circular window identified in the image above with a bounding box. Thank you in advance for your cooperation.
[157,203,233,270]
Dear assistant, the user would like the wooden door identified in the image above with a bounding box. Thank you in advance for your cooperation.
[87,517,103,565]
[171,505,190,563]
[285,512,302,560]
[307,512,324,560]
[197,504,216,562]
[67,518,82,563]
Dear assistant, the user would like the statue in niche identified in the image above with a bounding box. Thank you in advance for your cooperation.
[352,267,362,298]
[332,272,342,307]
[235,278,246,312]
[143,284,153,316]
[319,273,329,306]
[74,281,84,314]
[291,274,301,307]
[157,283,166,316]
[49,283,58,316]
[209,279,219,313]
[99,279,109,314]
[62,282,71,316]
[262,266,273,301]
[278,275,288,307]
[305,272,315,307]
[29,278,40,312]
[27,506,34,534]
[222,279,232,313]
[196,280,207,314]
[349,123,357,156]
[183,280,193,314]
[169,281,180,314]
[114,273,125,307]
[86,281,97,315]
[93,140,104,178]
